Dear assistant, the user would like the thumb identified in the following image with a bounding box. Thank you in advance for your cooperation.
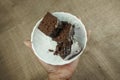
[87,30,91,40]
[24,40,32,49]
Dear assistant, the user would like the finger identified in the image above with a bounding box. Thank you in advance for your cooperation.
[87,30,91,37]
[78,17,91,40]
[87,30,91,40]
[63,58,79,69]
[24,40,53,69]
[61,58,79,73]
[70,58,79,68]
[24,40,32,49]
[23,40,56,72]
[39,59,57,72]
[78,16,81,20]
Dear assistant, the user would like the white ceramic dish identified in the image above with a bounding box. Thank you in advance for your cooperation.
[31,12,87,65]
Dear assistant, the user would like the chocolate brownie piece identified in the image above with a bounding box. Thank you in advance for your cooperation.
[38,12,57,36]
[51,21,73,58]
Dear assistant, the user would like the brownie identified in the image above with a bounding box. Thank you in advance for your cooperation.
[38,12,74,59]
[51,21,73,58]
[38,12,57,36]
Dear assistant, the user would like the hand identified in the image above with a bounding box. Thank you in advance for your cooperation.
[24,40,79,80]
[24,24,91,80]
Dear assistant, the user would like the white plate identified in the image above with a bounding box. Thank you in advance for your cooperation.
[31,12,87,65]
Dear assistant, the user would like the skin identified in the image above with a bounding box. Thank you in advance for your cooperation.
[24,27,91,80]
[24,40,79,80]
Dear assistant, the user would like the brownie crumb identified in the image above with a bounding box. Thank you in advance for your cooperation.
[49,49,54,52]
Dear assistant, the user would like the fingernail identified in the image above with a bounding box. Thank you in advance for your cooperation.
[24,40,31,47]
[24,40,28,46]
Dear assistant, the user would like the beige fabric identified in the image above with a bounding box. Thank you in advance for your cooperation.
[0,0,120,80]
